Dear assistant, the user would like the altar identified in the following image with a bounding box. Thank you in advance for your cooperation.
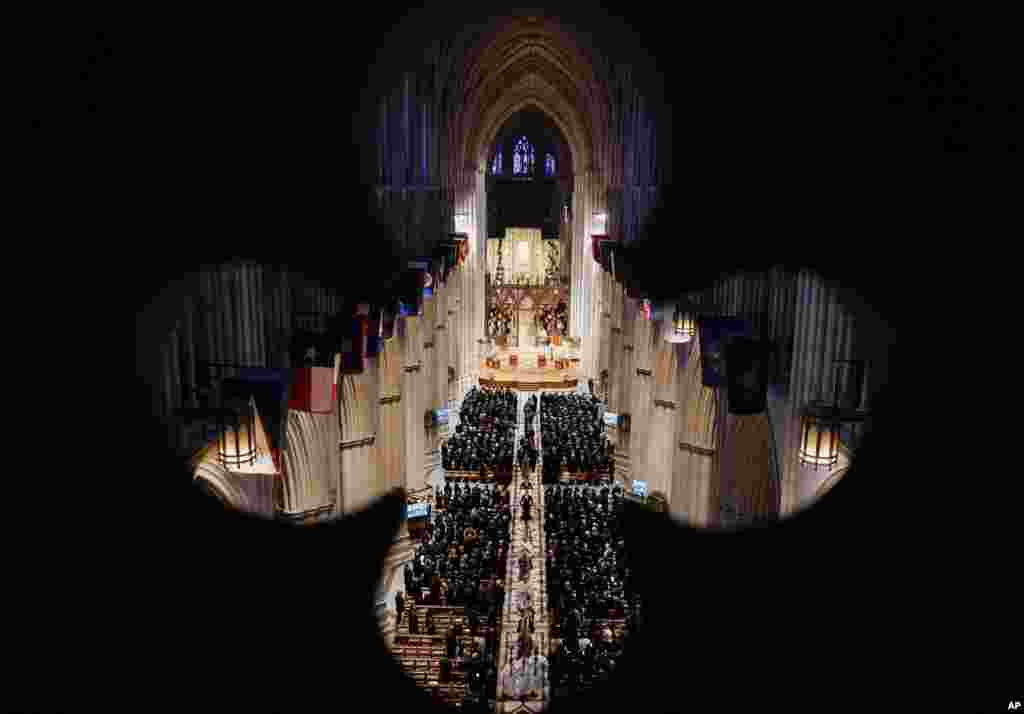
[479,344,581,391]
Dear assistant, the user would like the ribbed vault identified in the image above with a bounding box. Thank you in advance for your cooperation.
[476,75,588,174]
[459,16,609,173]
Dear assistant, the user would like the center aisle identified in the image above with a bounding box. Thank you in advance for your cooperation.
[496,390,551,711]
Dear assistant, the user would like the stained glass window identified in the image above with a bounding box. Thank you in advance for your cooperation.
[513,136,535,176]
[545,153,555,176]
[491,151,503,174]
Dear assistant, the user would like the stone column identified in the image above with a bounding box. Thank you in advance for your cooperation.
[338,359,378,516]
[616,296,638,463]
[645,326,680,502]
[780,271,858,516]
[570,171,594,357]
[402,314,426,493]
[672,328,718,527]
[628,312,655,485]
[378,326,405,506]
[281,408,341,522]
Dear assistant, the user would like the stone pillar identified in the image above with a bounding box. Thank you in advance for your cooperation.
[645,326,680,502]
[671,328,718,527]
[338,360,377,517]
[780,271,858,516]
[402,314,426,492]
[570,171,592,356]
[628,312,655,484]
[378,327,405,536]
[617,297,638,458]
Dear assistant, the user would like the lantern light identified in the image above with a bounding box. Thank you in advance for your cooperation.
[592,211,608,235]
[672,304,696,343]
[798,404,841,470]
[798,360,869,470]
[455,212,470,235]
[218,396,262,470]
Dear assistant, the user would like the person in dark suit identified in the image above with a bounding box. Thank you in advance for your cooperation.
[394,590,405,627]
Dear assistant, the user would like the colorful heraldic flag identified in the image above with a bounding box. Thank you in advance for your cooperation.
[288,366,336,415]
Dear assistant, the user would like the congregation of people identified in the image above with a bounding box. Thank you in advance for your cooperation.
[540,391,613,484]
[442,386,517,476]
[396,479,518,703]
[544,482,641,694]
[393,384,642,706]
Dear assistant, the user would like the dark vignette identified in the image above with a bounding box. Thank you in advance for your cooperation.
[37,5,1014,712]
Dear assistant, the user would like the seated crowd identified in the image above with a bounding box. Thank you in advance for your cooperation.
[403,481,511,620]
[544,482,642,694]
[396,480,516,703]
[442,386,517,475]
[540,392,613,484]
[459,385,517,430]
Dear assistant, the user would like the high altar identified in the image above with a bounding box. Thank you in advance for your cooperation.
[483,228,578,389]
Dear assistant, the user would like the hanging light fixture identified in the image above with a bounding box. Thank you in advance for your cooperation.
[218,394,261,470]
[798,359,869,470]
[673,302,696,343]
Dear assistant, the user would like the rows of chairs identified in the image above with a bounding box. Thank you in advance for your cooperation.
[392,605,487,707]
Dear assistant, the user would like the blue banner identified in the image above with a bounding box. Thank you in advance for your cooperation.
[699,317,752,387]
[725,337,768,415]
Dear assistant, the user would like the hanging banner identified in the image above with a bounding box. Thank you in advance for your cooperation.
[337,316,368,375]
[698,317,752,388]
[288,366,336,415]
[641,299,653,321]
[724,336,769,415]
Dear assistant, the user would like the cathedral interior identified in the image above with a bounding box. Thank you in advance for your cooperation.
[107,6,996,713]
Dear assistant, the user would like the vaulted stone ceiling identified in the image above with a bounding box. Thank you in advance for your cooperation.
[457,15,610,175]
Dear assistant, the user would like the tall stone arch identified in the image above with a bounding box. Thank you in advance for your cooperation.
[456,16,613,381]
